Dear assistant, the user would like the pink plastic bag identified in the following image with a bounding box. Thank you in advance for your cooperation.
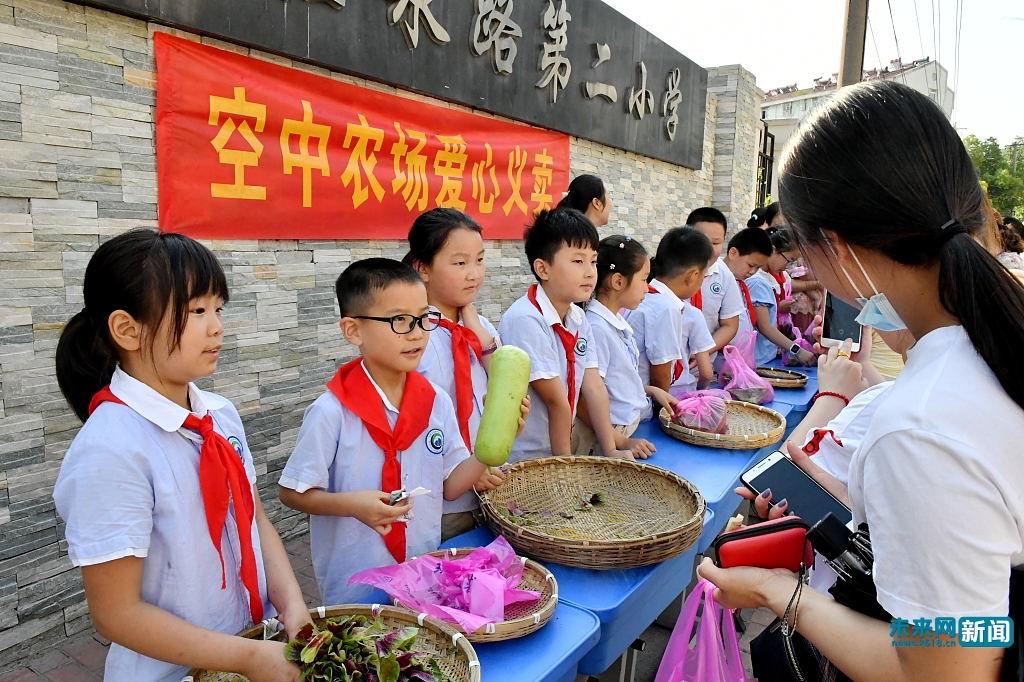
[654,579,752,682]
[719,345,774,404]
[673,389,731,434]
[782,319,817,367]
[731,330,758,370]
[347,536,540,634]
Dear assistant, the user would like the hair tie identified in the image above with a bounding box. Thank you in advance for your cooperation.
[619,242,626,248]
[609,263,616,270]
[935,217,969,243]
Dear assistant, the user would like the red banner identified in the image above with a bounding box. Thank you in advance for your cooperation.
[154,32,571,240]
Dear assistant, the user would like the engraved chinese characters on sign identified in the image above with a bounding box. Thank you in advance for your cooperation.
[536,0,571,103]
[471,0,522,75]
[387,0,450,49]
[583,42,616,103]
[662,68,682,141]
[628,62,654,120]
[154,32,570,239]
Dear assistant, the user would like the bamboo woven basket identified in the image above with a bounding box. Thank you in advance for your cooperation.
[183,604,480,682]
[756,366,809,388]
[478,456,706,570]
[659,401,786,450]
[392,548,558,643]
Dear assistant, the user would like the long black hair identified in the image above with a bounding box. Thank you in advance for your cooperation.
[402,208,482,267]
[55,229,229,422]
[748,203,781,228]
[557,174,606,213]
[766,225,795,253]
[779,80,1024,409]
[596,235,648,292]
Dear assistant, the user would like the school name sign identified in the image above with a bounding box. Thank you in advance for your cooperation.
[154,32,570,240]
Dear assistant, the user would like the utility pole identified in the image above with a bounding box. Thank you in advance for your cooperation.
[838,0,870,88]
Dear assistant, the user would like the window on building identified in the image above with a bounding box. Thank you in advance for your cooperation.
[783,102,792,116]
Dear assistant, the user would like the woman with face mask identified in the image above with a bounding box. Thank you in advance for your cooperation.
[698,80,1024,682]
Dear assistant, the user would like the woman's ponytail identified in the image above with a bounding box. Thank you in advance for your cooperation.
[937,232,1024,408]
[56,310,118,422]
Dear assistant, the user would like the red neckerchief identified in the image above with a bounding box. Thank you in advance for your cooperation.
[437,318,483,454]
[527,284,579,412]
[770,271,788,307]
[802,428,843,455]
[691,288,703,310]
[736,278,758,328]
[327,358,436,564]
[88,386,264,624]
[646,283,689,382]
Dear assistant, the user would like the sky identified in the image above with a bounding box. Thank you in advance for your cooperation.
[603,0,1022,146]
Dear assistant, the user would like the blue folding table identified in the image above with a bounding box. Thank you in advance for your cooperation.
[761,359,818,422]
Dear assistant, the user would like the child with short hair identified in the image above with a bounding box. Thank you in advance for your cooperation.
[572,236,676,455]
[278,259,497,604]
[52,229,308,682]
[721,227,774,348]
[685,207,744,360]
[499,209,649,461]
[627,226,716,402]
[404,208,529,541]
[747,226,816,365]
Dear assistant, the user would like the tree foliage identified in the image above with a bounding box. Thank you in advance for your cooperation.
[964,134,1024,217]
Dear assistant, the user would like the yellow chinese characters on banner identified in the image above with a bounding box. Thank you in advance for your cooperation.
[156,32,571,240]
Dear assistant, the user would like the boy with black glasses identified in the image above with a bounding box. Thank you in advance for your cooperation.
[278,258,493,604]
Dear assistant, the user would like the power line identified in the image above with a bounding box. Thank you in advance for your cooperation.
[912,0,926,58]
[929,0,940,100]
[952,0,963,121]
[886,0,909,84]
[867,17,884,76]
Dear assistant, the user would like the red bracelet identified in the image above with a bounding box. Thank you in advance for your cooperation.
[813,391,850,406]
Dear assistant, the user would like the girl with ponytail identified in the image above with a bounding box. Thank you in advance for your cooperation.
[52,229,307,682]
[699,81,1024,681]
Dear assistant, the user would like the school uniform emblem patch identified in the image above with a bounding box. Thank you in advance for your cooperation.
[425,428,444,454]
[711,282,723,294]
[227,436,244,458]
[575,338,588,356]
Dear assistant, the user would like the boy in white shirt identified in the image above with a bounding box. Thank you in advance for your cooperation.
[626,226,716,400]
[278,259,495,604]
[720,227,773,348]
[499,209,650,461]
[685,208,744,363]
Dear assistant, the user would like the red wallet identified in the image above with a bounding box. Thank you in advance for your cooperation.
[711,516,814,573]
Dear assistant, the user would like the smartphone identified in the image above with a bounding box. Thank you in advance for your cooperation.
[740,450,852,526]
[822,291,863,352]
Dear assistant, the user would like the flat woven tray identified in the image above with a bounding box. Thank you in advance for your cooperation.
[659,401,786,450]
[756,366,809,388]
[478,456,705,570]
[184,604,480,682]
[393,548,558,643]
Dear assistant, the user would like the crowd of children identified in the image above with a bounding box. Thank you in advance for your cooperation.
[49,169,823,681]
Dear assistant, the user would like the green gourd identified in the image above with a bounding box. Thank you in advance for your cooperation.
[474,345,531,466]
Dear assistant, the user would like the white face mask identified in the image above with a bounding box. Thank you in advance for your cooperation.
[828,242,908,332]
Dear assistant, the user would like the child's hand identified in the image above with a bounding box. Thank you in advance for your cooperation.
[515,395,531,437]
[606,449,636,460]
[688,355,698,370]
[473,467,505,492]
[277,600,313,640]
[647,386,678,415]
[623,437,655,460]
[245,641,301,682]
[348,490,412,536]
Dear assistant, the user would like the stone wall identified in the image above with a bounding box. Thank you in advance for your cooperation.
[707,65,762,234]
[0,0,757,671]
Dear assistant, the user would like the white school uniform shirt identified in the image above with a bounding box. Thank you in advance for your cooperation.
[798,381,893,594]
[52,368,272,682]
[848,326,1024,621]
[497,284,598,462]
[692,259,744,363]
[625,280,683,387]
[641,279,715,397]
[585,299,648,427]
[279,362,470,605]
[417,307,499,514]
